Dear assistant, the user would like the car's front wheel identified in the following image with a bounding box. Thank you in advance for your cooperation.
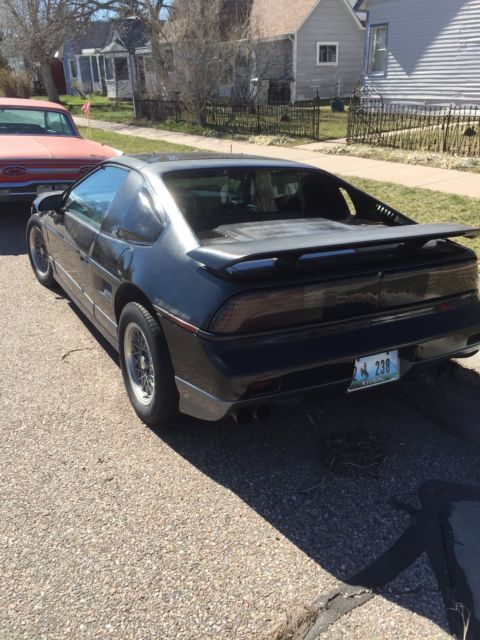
[27,219,54,287]
[118,302,179,426]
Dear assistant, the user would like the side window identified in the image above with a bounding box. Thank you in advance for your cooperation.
[45,111,71,135]
[368,24,388,75]
[118,178,163,244]
[64,166,128,230]
[316,43,338,66]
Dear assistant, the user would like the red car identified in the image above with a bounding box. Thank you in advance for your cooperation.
[0,98,121,204]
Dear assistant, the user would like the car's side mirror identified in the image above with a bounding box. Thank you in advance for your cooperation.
[33,191,64,214]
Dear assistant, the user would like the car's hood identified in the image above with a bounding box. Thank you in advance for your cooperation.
[0,135,120,161]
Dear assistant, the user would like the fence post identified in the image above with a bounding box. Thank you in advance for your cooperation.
[312,102,320,140]
[442,105,453,153]
[346,97,353,143]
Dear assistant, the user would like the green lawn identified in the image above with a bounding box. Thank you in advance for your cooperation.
[314,143,480,174]
[77,126,198,154]
[37,94,348,143]
[348,177,480,256]
[38,94,136,124]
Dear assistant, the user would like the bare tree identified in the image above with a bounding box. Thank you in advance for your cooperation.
[0,0,112,102]
[163,0,261,124]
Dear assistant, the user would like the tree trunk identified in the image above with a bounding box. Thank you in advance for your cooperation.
[40,60,60,103]
[149,33,165,96]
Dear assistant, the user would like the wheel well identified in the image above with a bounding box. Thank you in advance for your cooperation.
[114,284,157,323]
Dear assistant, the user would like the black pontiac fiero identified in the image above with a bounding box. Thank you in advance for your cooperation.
[27,153,480,425]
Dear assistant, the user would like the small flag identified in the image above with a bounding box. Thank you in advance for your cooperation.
[81,100,91,118]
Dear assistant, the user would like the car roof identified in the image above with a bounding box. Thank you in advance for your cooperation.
[0,97,69,112]
[108,153,316,174]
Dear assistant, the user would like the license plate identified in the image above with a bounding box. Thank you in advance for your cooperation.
[37,185,53,194]
[349,351,399,392]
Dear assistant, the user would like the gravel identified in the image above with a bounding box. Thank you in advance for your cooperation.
[2,207,480,639]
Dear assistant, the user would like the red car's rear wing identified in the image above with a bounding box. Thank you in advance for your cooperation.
[188,223,480,275]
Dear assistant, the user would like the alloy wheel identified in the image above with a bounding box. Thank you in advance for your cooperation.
[124,322,156,405]
[29,227,49,276]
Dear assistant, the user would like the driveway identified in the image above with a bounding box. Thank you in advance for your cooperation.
[2,208,480,639]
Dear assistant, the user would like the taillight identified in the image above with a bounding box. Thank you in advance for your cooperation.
[209,276,380,334]
[380,261,478,308]
[210,287,323,334]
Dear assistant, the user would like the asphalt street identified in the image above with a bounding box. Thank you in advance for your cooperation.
[2,207,480,639]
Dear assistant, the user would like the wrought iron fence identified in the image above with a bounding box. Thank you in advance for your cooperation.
[347,101,480,156]
[134,98,321,140]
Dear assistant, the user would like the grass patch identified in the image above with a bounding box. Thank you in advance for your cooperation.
[348,176,480,256]
[37,94,136,124]
[78,126,199,154]
[37,94,347,143]
[314,142,480,174]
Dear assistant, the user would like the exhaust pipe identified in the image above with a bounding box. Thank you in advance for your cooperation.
[231,408,254,426]
[253,405,270,421]
[231,405,271,425]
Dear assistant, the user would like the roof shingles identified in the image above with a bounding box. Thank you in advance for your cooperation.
[250,0,319,37]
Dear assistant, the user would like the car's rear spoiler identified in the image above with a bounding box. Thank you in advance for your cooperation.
[188,223,480,275]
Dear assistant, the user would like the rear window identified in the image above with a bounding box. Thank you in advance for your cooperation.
[0,107,76,136]
[162,168,351,233]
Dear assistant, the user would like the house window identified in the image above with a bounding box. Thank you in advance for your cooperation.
[114,57,129,81]
[163,48,174,72]
[368,24,388,75]
[316,43,338,66]
[144,56,155,73]
[91,56,100,83]
[105,58,114,80]
[69,59,77,79]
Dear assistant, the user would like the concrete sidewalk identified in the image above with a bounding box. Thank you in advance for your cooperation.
[75,116,480,199]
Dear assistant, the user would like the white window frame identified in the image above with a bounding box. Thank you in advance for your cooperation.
[316,42,338,67]
[368,24,388,76]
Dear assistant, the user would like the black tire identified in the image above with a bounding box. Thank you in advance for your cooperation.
[118,302,179,426]
[26,218,55,288]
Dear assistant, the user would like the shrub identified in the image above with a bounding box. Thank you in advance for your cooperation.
[0,68,32,98]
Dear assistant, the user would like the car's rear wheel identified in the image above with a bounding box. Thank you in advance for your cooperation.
[27,219,54,287]
[118,302,179,426]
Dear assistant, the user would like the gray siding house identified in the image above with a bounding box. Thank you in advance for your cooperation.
[63,20,147,99]
[249,0,365,101]
[357,0,480,105]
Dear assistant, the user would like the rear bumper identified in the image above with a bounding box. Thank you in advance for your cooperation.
[161,296,480,421]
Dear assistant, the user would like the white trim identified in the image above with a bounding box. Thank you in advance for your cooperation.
[316,42,339,66]
[250,33,293,44]
[292,33,298,102]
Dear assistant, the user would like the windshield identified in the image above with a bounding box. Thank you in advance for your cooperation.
[0,108,77,136]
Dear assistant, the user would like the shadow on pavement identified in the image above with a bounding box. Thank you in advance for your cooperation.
[153,373,480,639]
[0,206,30,256]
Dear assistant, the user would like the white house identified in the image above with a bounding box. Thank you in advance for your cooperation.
[357,0,480,106]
